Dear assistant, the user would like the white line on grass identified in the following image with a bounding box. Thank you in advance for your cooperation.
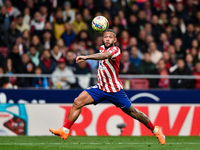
[0,143,200,145]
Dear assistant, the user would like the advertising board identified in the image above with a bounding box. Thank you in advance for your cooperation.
[0,103,199,136]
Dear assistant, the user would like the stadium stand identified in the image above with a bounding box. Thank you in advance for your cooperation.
[0,0,200,90]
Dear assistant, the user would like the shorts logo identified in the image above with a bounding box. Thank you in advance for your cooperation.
[120,105,126,109]
[91,85,98,89]
[87,85,98,89]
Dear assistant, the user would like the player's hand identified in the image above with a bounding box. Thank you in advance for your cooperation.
[76,56,87,63]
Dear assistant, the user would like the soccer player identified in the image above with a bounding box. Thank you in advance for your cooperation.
[49,29,166,145]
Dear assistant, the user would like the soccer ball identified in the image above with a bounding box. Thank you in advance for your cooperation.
[91,16,109,33]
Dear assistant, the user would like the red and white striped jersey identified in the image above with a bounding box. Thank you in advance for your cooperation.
[97,45,123,92]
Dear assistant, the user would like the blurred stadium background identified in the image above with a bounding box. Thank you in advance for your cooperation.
[0,0,200,147]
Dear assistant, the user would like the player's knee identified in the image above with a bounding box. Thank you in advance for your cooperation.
[73,97,83,109]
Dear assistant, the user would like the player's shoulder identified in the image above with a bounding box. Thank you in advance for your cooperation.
[100,45,104,49]
[100,45,105,52]
[109,46,120,51]
[110,46,121,56]
[100,45,121,54]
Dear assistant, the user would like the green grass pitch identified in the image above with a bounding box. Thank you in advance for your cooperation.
[0,136,200,150]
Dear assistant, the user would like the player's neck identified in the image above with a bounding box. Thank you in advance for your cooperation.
[104,45,114,50]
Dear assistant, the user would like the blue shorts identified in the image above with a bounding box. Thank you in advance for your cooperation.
[85,85,132,109]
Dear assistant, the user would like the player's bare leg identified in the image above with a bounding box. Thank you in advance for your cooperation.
[49,91,94,140]
[67,91,94,122]
[121,104,166,145]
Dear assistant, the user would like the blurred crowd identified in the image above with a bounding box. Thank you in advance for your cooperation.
[0,0,200,90]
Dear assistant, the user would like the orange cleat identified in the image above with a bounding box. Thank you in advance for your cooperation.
[49,128,69,140]
[154,126,166,145]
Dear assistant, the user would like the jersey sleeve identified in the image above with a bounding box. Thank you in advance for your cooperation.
[108,47,120,59]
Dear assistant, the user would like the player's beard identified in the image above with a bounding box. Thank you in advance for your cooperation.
[103,41,114,49]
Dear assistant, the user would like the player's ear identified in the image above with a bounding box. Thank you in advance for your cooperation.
[114,37,117,43]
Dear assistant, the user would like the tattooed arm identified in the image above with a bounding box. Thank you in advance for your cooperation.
[76,52,112,63]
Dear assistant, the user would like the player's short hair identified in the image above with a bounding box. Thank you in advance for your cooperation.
[104,29,116,37]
